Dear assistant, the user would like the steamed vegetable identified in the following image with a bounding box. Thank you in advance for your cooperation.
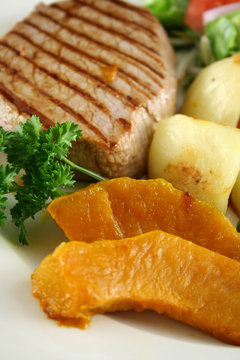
[148,114,240,213]
[180,55,240,127]
[231,173,240,216]
[0,116,105,245]
[47,176,240,261]
[32,230,240,345]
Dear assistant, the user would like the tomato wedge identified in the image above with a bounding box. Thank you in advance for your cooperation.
[185,0,240,31]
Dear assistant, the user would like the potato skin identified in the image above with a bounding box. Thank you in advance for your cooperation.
[180,55,240,127]
[148,114,240,213]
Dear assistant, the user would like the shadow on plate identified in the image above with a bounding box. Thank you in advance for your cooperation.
[107,310,229,347]
[1,181,90,268]
[0,196,67,269]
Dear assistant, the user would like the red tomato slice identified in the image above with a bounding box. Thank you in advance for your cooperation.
[185,0,240,32]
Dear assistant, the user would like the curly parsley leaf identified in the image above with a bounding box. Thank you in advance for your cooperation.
[0,116,106,245]
[43,122,82,156]
[0,164,17,192]
[3,116,42,171]
[0,164,17,226]
[0,128,4,152]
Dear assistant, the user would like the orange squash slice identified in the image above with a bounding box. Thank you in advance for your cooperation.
[32,230,240,345]
[47,177,240,261]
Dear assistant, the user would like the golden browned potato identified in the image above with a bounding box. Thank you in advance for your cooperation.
[148,114,240,213]
[180,55,240,127]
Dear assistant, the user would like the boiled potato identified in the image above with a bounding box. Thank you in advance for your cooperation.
[231,174,240,217]
[181,55,240,127]
[148,114,240,213]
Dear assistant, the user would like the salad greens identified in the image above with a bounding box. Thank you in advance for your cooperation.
[145,0,240,68]
[205,10,240,62]
[144,0,189,29]
[145,0,240,100]
[145,0,198,48]
[0,116,106,245]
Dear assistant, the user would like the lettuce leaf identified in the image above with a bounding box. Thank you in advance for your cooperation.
[205,9,240,60]
[144,0,189,29]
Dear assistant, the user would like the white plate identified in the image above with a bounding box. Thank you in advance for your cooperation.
[1,1,240,359]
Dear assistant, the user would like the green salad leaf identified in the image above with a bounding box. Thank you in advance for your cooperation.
[144,0,189,29]
[205,10,240,61]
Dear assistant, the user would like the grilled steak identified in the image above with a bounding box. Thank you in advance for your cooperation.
[0,0,177,178]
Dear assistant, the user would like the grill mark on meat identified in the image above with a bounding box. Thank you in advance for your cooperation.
[51,2,161,59]
[0,86,54,128]
[118,117,132,131]
[142,105,158,124]
[72,0,157,38]
[18,28,140,110]
[19,24,155,103]
[0,59,109,145]
[12,28,140,109]
[35,10,164,84]
[23,16,162,96]
[25,25,156,99]
[0,0,177,178]
[0,40,113,120]
[37,8,164,79]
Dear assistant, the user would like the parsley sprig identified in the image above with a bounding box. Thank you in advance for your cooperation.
[0,116,106,245]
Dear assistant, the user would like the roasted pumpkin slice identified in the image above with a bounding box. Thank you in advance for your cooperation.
[47,177,240,261]
[32,230,240,345]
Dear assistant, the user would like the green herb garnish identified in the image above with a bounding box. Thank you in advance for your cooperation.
[0,116,106,245]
